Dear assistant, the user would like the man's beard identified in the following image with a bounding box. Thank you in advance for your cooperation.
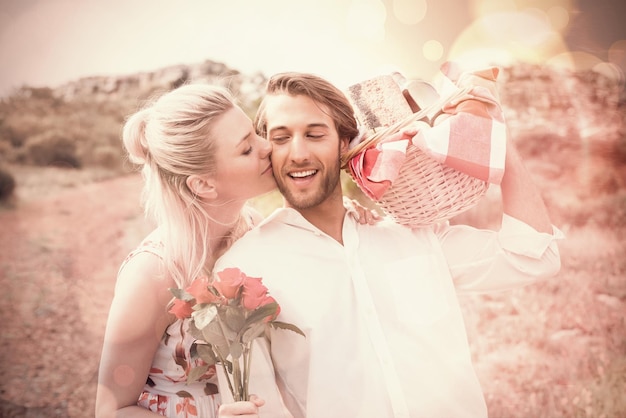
[276,157,342,210]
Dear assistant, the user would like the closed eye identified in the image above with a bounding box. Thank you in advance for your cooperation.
[271,136,289,144]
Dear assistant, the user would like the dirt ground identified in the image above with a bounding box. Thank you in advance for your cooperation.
[0,171,152,417]
[0,165,624,418]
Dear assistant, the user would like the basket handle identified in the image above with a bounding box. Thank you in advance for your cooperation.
[341,86,472,168]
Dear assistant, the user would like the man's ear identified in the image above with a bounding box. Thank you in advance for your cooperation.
[340,136,350,154]
[186,174,217,200]
[339,136,350,155]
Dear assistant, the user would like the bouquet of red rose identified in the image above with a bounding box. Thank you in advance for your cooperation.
[169,267,304,402]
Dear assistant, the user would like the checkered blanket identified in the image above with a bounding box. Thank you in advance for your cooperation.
[347,63,507,201]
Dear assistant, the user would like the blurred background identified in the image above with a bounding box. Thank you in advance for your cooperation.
[1,0,625,94]
[0,0,624,417]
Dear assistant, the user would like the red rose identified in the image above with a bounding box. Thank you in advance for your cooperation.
[186,278,219,304]
[241,276,269,311]
[261,295,280,321]
[214,268,245,299]
[169,299,194,319]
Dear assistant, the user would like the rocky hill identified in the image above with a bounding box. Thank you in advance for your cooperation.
[51,59,268,106]
[1,58,625,226]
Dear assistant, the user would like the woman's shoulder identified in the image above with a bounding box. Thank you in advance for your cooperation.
[116,229,168,283]
[121,229,164,263]
[136,228,165,255]
[114,246,175,301]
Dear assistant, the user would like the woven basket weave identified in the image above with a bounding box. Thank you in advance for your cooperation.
[342,110,489,228]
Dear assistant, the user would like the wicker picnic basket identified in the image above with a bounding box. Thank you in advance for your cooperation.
[341,75,489,228]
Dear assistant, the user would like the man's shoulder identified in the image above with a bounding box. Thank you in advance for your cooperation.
[229,224,266,250]
[218,214,286,260]
[215,221,285,274]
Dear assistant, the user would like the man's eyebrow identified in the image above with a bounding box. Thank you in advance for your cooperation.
[268,123,331,133]
[307,123,331,129]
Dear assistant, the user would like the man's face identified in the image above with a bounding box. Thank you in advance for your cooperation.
[262,93,347,210]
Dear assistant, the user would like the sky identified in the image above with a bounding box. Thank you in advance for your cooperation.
[0,0,625,96]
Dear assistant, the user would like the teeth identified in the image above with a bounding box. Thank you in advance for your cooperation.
[290,170,316,178]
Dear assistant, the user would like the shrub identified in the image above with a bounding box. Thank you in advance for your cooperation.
[90,145,123,169]
[25,131,81,168]
[0,167,16,201]
[0,140,12,160]
[0,119,28,147]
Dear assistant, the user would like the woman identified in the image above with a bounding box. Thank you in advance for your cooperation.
[95,83,375,418]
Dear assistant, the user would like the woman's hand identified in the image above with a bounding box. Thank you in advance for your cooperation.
[344,196,382,225]
[218,395,265,417]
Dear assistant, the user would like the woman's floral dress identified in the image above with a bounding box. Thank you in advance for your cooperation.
[120,234,222,417]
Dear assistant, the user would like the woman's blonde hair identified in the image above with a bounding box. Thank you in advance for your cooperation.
[122,83,247,288]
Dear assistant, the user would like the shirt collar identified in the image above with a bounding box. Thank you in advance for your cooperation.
[257,207,314,231]
[257,206,357,235]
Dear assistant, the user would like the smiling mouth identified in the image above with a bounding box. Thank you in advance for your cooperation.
[289,170,317,179]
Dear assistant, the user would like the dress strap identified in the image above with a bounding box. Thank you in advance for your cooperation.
[117,233,164,277]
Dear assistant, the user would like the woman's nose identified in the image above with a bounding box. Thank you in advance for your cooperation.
[257,135,272,158]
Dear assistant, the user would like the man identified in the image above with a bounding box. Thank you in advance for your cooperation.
[214,72,562,417]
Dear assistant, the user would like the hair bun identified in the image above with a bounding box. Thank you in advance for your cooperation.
[122,108,152,165]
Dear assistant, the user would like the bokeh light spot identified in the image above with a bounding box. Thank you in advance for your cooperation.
[448,5,571,71]
[479,11,553,48]
[392,0,427,25]
[593,62,624,86]
[608,40,626,78]
[423,39,444,61]
[470,0,517,19]
[448,47,515,70]
[546,51,603,72]
[546,6,570,32]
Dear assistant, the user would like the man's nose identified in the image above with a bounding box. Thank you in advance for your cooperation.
[288,134,310,162]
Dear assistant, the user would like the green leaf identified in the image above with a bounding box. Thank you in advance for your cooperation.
[190,342,199,361]
[241,322,267,344]
[201,322,231,360]
[170,287,193,301]
[213,315,238,341]
[187,320,207,342]
[196,344,217,365]
[230,341,244,359]
[187,364,210,384]
[192,305,218,329]
[243,302,278,328]
[270,321,306,337]
[223,305,246,332]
